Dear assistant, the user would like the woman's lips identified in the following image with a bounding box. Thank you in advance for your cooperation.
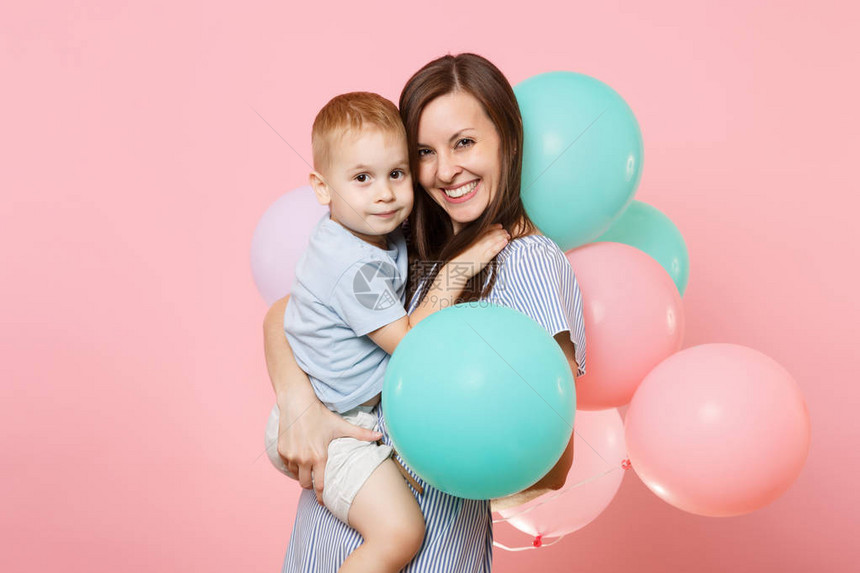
[440,180,480,204]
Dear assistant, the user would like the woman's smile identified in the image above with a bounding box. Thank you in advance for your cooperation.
[440,179,480,202]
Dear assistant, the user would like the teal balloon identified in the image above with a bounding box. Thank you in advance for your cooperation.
[515,72,644,251]
[383,303,575,499]
[594,200,690,296]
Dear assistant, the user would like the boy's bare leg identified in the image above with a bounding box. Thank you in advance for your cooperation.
[339,459,425,573]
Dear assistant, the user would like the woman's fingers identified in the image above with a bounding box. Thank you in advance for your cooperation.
[298,466,314,491]
[301,417,381,504]
[313,460,326,505]
[274,398,344,495]
[276,440,301,481]
[336,419,382,442]
[314,415,383,503]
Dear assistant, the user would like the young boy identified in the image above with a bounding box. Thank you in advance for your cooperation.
[264,92,509,572]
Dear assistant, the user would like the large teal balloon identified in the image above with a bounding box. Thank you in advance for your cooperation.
[383,303,576,499]
[594,200,690,296]
[515,72,643,251]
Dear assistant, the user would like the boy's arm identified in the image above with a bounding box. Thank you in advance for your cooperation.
[366,225,510,354]
[365,266,469,354]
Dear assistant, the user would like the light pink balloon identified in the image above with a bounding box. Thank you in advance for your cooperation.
[250,186,328,305]
[498,409,628,539]
[624,343,811,517]
[566,242,684,410]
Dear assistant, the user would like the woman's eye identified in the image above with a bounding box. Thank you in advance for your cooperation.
[355,174,369,183]
[455,138,474,148]
[417,148,432,158]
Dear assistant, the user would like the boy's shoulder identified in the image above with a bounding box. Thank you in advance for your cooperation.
[298,214,406,298]
[308,215,405,266]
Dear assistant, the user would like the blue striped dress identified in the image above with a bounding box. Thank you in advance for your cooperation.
[282,234,587,572]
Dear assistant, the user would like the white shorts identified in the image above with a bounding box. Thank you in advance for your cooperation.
[265,403,393,525]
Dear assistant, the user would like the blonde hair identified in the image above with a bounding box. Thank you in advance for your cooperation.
[311,92,406,173]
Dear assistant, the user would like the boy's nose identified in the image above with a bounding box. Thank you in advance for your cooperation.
[377,183,396,201]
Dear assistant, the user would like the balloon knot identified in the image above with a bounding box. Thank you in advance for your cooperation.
[621,459,632,470]
[533,535,543,548]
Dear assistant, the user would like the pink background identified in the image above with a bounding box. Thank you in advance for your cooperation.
[2,1,857,571]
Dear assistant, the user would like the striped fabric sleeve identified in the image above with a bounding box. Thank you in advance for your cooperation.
[494,241,587,377]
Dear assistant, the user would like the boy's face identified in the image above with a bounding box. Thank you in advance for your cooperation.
[312,127,413,249]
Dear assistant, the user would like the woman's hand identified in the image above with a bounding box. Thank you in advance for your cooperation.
[449,224,509,280]
[265,295,382,504]
[276,392,382,505]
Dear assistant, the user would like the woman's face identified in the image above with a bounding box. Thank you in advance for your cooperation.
[416,91,502,235]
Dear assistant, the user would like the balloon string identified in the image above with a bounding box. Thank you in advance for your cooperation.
[493,535,566,552]
[491,465,622,523]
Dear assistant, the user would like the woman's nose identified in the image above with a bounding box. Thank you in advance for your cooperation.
[436,152,462,183]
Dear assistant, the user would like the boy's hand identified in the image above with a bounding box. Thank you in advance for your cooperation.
[447,224,510,283]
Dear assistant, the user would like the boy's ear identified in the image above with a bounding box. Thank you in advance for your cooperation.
[308,171,331,206]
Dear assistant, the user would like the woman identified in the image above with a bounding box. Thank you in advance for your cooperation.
[264,53,587,571]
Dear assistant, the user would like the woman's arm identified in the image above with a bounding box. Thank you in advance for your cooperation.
[264,295,382,504]
[490,332,578,512]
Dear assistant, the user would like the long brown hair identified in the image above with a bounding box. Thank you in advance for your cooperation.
[400,53,537,306]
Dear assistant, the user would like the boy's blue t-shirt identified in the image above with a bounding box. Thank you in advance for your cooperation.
[284,213,408,414]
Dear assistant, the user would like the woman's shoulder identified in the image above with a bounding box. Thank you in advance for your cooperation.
[484,231,582,344]
[505,232,557,248]
[485,232,573,296]
[497,232,567,266]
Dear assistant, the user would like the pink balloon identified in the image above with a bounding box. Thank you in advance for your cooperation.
[250,186,329,305]
[566,242,684,410]
[624,343,811,517]
[498,409,628,539]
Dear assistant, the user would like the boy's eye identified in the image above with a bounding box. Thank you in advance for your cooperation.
[354,174,369,183]
[390,169,406,180]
